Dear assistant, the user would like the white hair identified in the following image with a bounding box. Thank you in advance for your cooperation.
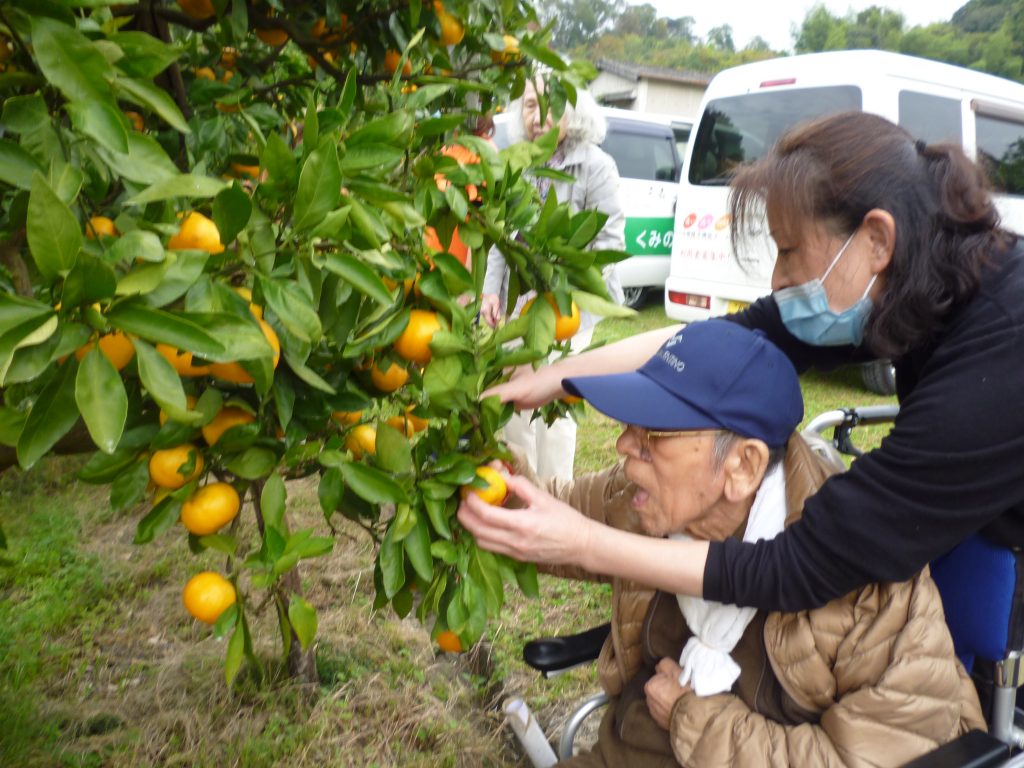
[505,82,607,150]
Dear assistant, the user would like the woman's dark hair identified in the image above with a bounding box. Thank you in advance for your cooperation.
[729,111,1010,359]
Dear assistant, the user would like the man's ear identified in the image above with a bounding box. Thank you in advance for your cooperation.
[722,439,770,503]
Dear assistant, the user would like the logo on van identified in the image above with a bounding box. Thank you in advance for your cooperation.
[715,214,732,231]
[683,213,697,229]
[698,214,714,230]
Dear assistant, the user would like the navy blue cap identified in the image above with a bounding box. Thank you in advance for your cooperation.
[563,320,802,448]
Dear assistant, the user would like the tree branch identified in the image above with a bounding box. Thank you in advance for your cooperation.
[0,230,31,297]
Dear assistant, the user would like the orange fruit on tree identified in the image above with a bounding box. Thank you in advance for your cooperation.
[159,394,199,426]
[123,111,144,132]
[75,331,134,371]
[345,424,377,458]
[202,407,255,446]
[157,343,212,376]
[434,144,481,202]
[370,360,409,392]
[209,318,280,384]
[384,49,412,76]
[521,293,581,341]
[149,443,204,489]
[436,629,464,653]
[434,2,465,46]
[460,466,508,505]
[180,482,241,535]
[194,66,216,81]
[85,215,118,240]
[255,15,289,47]
[168,211,225,254]
[220,47,237,69]
[424,225,469,265]
[383,276,415,296]
[561,395,583,405]
[182,571,236,625]
[394,309,443,366]
[176,0,216,21]
[386,407,428,437]
[331,410,362,426]
[229,161,260,180]
[233,286,263,318]
[491,34,522,64]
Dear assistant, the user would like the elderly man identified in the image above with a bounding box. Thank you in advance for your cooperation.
[459,320,983,767]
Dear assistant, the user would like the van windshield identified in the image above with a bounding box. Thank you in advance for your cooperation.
[688,86,862,185]
[602,126,680,182]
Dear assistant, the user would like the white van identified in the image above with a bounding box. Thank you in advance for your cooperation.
[665,50,1024,391]
[494,107,691,307]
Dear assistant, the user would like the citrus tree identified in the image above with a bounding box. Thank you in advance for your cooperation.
[0,0,627,685]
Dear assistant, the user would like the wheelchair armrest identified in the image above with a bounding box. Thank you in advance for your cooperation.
[899,730,1008,768]
[523,623,611,677]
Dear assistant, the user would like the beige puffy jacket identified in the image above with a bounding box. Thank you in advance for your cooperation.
[543,435,985,767]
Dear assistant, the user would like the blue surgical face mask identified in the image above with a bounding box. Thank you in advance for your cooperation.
[774,230,877,347]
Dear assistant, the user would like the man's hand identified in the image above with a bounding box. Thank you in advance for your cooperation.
[645,657,689,731]
[480,293,502,328]
[480,363,567,410]
[456,473,593,566]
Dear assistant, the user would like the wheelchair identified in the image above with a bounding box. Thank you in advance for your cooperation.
[516,405,1024,767]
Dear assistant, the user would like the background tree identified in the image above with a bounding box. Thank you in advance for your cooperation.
[538,0,625,49]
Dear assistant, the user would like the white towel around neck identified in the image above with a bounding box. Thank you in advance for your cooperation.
[668,462,787,696]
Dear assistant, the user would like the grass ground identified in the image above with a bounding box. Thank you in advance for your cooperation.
[0,300,895,767]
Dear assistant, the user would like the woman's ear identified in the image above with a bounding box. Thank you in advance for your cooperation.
[861,208,896,274]
[722,439,770,503]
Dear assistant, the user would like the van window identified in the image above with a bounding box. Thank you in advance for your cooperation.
[601,127,679,182]
[688,86,862,185]
[898,91,962,145]
[976,112,1024,196]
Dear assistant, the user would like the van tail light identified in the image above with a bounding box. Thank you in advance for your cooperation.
[668,291,710,309]
[760,78,796,88]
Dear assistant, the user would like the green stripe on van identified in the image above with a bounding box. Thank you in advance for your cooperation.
[625,217,674,256]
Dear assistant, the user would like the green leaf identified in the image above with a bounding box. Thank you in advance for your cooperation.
[225,621,245,686]
[515,562,540,599]
[424,497,452,540]
[380,523,405,599]
[1,93,49,133]
[0,139,44,189]
[287,596,318,651]
[114,75,190,134]
[318,467,344,518]
[0,407,27,447]
[212,183,252,245]
[130,251,210,309]
[256,277,321,344]
[224,447,277,479]
[133,338,196,423]
[27,172,81,283]
[110,230,165,264]
[134,495,182,545]
[338,69,357,124]
[31,16,114,104]
[109,31,181,79]
[197,534,238,555]
[261,472,286,531]
[67,100,129,154]
[375,421,413,475]
[340,145,405,173]
[423,356,463,409]
[572,290,636,319]
[16,359,79,470]
[293,143,341,232]
[0,314,58,385]
[75,347,128,454]
[105,303,225,359]
[321,251,393,306]
[339,461,410,505]
[261,131,297,186]
[347,111,414,146]
[0,294,52,337]
[110,459,150,514]
[126,174,227,206]
[96,132,180,185]
[404,512,433,583]
[62,254,118,308]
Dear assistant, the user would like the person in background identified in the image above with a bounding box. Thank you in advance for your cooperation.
[465,321,983,767]
[481,78,625,482]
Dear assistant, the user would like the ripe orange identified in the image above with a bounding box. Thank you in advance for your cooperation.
[168,211,225,254]
[85,215,118,240]
[157,343,212,376]
[434,2,465,46]
[182,571,236,625]
[345,424,377,458]
[229,161,260,180]
[521,293,581,341]
[382,276,415,296]
[123,111,145,132]
[149,443,204,489]
[331,410,363,426]
[370,360,409,392]
[491,34,522,64]
[561,395,583,405]
[75,331,135,371]
[220,47,237,69]
[208,319,280,384]
[424,226,469,265]
[194,66,217,81]
[434,144,481,202]
[255,19,289,47]
[202,407,255,446]
[386,407,428,437]
[436,629,463,653]
[384,49,412,76]
[233,286,263,318]
[176,0,216,21]
[394,309,443,366]
[460,466,508,506]
[180,482,241,535]
[159,394,198,426]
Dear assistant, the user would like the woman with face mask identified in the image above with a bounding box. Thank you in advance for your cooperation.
[463,110,1024,615]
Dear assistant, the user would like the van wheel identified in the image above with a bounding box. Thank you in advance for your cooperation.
[622,287,646,308]
[861,360,896,396]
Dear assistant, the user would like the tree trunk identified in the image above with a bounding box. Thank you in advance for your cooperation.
[282,568,319,685]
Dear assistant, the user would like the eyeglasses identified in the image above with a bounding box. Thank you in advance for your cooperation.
[633,426,724,455]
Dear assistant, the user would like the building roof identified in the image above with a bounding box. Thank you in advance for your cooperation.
[597,59,713,87]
